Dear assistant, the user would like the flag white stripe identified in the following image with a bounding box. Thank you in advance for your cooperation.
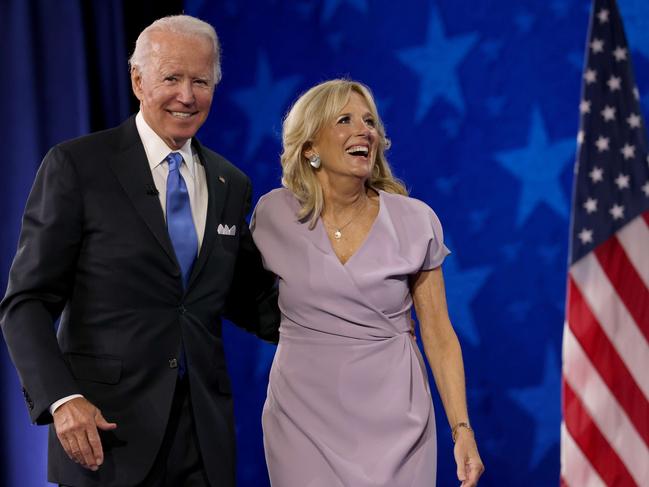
[560,421,606,487]
[570,253,649,399]
[616,214,649,289]
[563,326,649,484]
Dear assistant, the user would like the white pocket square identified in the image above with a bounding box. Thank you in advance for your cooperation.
[217,224,237,236]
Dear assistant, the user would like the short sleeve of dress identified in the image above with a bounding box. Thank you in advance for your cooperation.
[249,192,272,270]
[420,206,451,271]
[249,188,295,276]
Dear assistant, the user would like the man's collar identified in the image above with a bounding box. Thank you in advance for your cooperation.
[135,112,195,178]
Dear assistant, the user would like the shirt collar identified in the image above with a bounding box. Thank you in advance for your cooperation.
[135,111,195,178]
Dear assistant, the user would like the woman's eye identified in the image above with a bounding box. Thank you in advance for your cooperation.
[365,118,376,127]
[337,116,350,124]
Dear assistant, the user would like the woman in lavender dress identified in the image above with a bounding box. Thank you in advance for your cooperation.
[251,79,484,487]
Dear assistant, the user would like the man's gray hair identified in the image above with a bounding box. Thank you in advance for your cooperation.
[129,15,222,85]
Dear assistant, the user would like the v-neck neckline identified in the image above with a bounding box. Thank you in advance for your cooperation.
[317,190,384,267]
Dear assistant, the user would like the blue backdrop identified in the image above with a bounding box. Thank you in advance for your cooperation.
[2,0,649,486]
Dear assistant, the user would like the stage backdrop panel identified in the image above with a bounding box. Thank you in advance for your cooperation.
[185,1,649,486]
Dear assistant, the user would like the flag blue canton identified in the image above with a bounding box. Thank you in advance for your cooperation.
[571,0,649,264]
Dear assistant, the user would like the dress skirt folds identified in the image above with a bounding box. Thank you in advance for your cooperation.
[251,188,450,487]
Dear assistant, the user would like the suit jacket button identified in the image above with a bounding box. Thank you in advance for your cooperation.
[169,358,178,369]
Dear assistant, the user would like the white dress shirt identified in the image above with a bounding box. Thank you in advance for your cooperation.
[136,111,208,249]
[50,112,209,414]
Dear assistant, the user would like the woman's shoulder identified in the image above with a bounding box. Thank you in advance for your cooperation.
[380,190,439,218]
[254,187,300,219]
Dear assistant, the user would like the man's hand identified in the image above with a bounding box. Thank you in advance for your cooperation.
[52,397,117,471]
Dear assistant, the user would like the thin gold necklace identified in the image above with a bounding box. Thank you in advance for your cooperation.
[323,195,368,240]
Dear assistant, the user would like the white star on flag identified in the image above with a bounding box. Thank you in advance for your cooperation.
[607,75,621,91]
[620,143,635,160]
[577,131,584,145]
[584,69,597,84]
[609,204,624,220]
[601,105,616,121]
[614,173,630,189]
[595,136,610,152]
[627,113,641,128]
[597,8,609,24]
[613,46,627,61]
[590,38,604,53]
[580,100,591,114]
[643,181,649,196]
[583,198,598,213]
[589,166,604,182]
[578,228,593,244]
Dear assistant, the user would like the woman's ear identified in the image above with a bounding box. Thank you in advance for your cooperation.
[303,142,315,160]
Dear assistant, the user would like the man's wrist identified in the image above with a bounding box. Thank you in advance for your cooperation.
[50,394,84,415]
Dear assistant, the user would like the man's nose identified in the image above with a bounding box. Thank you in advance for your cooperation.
[177,80,195,104]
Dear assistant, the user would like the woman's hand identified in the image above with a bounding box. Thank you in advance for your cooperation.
[454,429,484,486]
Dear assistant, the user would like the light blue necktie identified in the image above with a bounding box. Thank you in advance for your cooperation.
[165,152,198,289]
[166,152,197,378]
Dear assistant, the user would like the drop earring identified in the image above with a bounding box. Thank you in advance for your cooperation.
[308,154,321,169]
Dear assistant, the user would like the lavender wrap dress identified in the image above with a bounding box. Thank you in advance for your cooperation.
[251,188,450,487]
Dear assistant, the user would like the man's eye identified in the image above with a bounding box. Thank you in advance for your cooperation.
[164,76,177,82]
[194,79,208,86]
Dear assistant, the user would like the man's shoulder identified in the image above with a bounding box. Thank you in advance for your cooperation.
[55,117,136,156]
[196,143,249,185]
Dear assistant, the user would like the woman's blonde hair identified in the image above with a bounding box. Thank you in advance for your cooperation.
[280,79,407,228]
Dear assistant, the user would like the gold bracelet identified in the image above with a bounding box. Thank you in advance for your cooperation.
[451,422,473,443]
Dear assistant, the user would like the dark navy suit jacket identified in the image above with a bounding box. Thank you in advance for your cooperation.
[0,116,279,486]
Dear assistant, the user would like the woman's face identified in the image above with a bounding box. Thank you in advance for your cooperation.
[308,92,379,183]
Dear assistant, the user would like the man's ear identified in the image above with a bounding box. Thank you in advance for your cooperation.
[131,68,144,101]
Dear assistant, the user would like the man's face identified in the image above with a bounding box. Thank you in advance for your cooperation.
[131,31,215,150]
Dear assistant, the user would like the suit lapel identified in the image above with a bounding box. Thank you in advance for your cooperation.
[109,118,178,267]
[187,139,229,288]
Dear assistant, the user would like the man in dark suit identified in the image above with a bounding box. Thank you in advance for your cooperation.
[0,15,278,487]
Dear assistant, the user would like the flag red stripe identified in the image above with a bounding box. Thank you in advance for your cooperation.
[594,235,649,341]
[563,380,636,486]
[568,277,649,445]
[643,210,649,226]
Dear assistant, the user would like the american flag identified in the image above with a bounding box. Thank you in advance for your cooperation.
[561,0,649,485]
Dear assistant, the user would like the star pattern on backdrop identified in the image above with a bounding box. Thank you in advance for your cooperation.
[231,53,302,160]
[396,7,478,122]
[550,0,570,18]
[495,107,575,226]
[320,0,368,24]
[434,175,459,195]
[441,246,491,347]
[509,345,561,468]
[514,10,535,33]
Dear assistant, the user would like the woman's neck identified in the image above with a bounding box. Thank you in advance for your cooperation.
[320,179,368,217]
